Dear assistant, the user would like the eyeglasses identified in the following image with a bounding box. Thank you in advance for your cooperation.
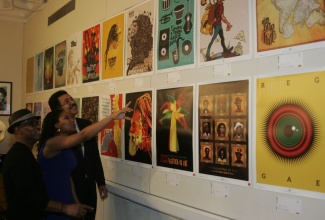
[19,119,40,128]
[59,97,75,108]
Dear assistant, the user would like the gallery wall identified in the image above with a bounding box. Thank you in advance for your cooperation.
[21,0,325,219]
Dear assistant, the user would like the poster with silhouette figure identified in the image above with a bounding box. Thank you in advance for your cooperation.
[198,0,251,66]
[156,85,194,172]
[198,79,249,182]
[54,40,67,88]
[125,0,155,77]
[256,0,325,57]
[256,69,325,195]
[43,47,54,90]
[101,13,125,80]
[157,0,195,72]
[82,24,100,83]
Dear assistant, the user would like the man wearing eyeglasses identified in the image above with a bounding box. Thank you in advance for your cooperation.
[48,90,108,220]
[2,109,93,220]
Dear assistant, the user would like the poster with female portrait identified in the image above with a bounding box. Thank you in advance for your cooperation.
[82,24,100,83]
[157,0,195,72]
[100,94,123,159]
[215,119,229,141]
[124,90,152,165]
[101,13,125,80]
[200,142,213,164]
[216,143,229,165]
[125,0,155,77]
[156,85,193,172]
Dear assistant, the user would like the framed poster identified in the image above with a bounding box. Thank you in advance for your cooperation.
[82,24,100,83]
[256,0,325,57]
[198,78,250,183]
[157,0,195,72]
[43,46,54,90]
[124,90,152,165]
[34,52,43,92]
[255,68,325,197]
[101,13,125,80]
[99,94,123,159]
[125,0,155,77]
[156,85,194,172]
[198,0,252,66]
[0,81,12,116]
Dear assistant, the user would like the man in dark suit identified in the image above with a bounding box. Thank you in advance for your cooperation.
[48,90,108,220]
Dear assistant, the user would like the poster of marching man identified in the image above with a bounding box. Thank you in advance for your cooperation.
[198,0,251,66]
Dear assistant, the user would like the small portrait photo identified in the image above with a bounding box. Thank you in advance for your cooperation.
[215,144,229,165]
[200,95,213,116]
[231,119,247,142]
[200,142,213,163]
[231,144,247,168]
[200,119,213,140]
[231,93,247,116]
[215,94,229,116]
[215,119,229,141]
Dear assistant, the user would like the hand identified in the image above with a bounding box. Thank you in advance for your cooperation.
[112,101,133,120]
[64,203,93,218]
[226,24,232,31]
[98,185,108,200]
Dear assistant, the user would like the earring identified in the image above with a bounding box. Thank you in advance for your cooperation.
[57,128,61,133]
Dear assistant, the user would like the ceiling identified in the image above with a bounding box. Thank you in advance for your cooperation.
[0,0,49,22]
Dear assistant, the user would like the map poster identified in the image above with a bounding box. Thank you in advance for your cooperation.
[125,0,155,77]
[198,80,249,182]
[157,0,195,72]
[100,94,123,159]
[124,91,152,165]
[82,24,100,83]
[256,0,325,55]
[256,70,325,193]
[156,86,193,172]
[198,0,251,66]
[101,13,125,80]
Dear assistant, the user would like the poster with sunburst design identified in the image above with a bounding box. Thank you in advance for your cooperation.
[256,69,325,194]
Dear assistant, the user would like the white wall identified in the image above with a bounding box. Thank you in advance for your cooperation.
[0,19,24,154]
[17,0,325,219]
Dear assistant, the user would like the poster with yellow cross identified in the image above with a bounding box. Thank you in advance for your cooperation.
[256,69,325,194]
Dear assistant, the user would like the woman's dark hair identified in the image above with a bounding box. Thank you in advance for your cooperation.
[38,109,64,150]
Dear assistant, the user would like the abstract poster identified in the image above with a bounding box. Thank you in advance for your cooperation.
[125,0,155,77]
[100,94,123,159]
[82,24,100,83]
[66,32,82,86]
[26,56,34,93]
[81,96,99,124]
[101,13,125,80]
[54,40,67,88]
[256,0,325,55]
[198,80,249,182]
[156,86,193,172]
[157,0,195,71]
[124,91,152,165]
[34,52,43,92]
[198,0,251,66]
[256,70,325,194]
[43,47,54,90]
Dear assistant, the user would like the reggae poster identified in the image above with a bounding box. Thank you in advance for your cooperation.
[124,91,152,165]
[256,0,325,55]
[125,0,155,77]
[198,79,249,182]
[101,13,125,80]
[156,86,193,172]
[256,70,325,193]
[82,24,100,83]
[100,94,123,159]
[157,0,195,71]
